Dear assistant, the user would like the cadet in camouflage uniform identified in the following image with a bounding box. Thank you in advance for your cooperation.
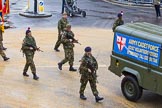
[0,23,9,61]
[58,24,77,71]
[79,47,103,102]
[112,13,124,32]
[21,28,39,80]
[54,13,69,52]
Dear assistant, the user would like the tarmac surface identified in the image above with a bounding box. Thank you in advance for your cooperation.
[8,0,162,29]
[1,0,162,108]
[1,27,162,108]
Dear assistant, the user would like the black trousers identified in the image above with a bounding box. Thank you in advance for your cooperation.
[155,5,161,17]
[61,0,65,14]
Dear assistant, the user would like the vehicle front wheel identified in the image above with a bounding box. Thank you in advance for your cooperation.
[121,76,143,102]
[82,11,86,17]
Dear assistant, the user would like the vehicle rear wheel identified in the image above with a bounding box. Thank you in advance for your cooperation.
[69,13,73,17]
[82,11,86,17]
[121,76,143,102]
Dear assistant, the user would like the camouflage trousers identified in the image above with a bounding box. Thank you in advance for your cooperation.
[60,48,74,66]
[79,74,98,96]
[54,33,62,49]
[23,52,36,73]
[0,41,6,58]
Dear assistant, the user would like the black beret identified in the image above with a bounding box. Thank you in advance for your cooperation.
[84,47,91,52]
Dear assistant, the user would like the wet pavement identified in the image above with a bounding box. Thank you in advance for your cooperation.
[9,0,162,29]
[1,0,162,107]
[1,27,162,108]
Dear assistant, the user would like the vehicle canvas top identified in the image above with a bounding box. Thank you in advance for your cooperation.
[113,22,162,67]
[115,22,162,44]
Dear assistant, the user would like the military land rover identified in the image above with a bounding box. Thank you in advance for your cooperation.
[109,22,162,102]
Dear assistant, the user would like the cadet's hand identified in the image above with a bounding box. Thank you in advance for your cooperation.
[69,39,73,42]
[88,69,92,73]
[29,47,33,50]
[60,32,63,35]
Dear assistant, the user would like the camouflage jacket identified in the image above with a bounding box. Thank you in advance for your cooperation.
[21,36,37,54]
[79,54,98,75]
[61,30,75,49]
[58,18,69,34]
[112,18,124,32]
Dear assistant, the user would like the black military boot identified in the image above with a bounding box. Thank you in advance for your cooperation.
[32,73,39,80]
[23,72,29,77]
[69,65,77,71]
[3,56,10,61]
[54,48,60,52]
[80,94,87,100]
[95,95,104,102]
[58,62,63,70]
[2,47,7,50]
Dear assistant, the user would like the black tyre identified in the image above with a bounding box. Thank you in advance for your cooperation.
[121,76,143,102]
[82,11,86,17]
[69,13,73,17]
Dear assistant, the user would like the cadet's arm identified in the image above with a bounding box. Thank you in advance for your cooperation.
[58,21,62,34]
